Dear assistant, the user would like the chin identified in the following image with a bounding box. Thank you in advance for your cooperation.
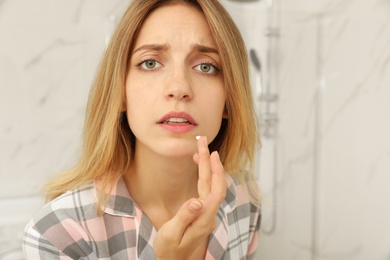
[159,141,197,158]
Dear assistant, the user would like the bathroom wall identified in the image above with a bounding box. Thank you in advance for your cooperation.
[1,0,390,259]
[0,0,130,257]
[222,0,390,259]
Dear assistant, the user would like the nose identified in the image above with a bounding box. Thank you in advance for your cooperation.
[164,67,193,101]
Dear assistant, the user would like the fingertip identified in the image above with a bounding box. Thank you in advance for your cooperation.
[211,150,220,160]
[210,151,222,167]
[196,136,208,148]
[203,136,208,147]
[188,199,203,211]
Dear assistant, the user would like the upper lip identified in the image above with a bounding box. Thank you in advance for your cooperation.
[157,111,197,125]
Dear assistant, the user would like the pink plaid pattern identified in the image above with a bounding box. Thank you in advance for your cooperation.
[23,176,260,259]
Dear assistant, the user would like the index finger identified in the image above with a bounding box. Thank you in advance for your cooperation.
[196,136,212,200]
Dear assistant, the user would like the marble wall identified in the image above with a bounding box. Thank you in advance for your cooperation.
[1,0,389,259]
[0,0,131,198]
[223,0,390,259]
[0,0,130,257]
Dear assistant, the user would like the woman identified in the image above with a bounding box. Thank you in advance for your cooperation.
[23,0,261,259]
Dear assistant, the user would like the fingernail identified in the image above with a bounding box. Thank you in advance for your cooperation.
[188,200,203,211]
[214,151,220,160]
[196,135,201,140]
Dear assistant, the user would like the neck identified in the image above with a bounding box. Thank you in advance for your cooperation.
[124,147,199,216]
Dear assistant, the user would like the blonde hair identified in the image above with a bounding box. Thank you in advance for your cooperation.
[45,0,260,207]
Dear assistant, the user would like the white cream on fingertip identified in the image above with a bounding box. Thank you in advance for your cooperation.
[195,135,201,140]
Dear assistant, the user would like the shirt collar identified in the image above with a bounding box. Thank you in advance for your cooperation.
[221,174,238,214]
[97,177,137,217]
[98,174,238,217]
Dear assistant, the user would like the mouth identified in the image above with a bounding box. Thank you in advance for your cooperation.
[157,111,197,125]
[162,117,193,124]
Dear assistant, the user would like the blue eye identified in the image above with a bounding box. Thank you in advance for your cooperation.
[194,63,219,74]
[139,59,162,70]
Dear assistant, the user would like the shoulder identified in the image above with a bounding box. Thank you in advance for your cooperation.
[23,182,98,259]
[221,176,261,258]
[223,175,261,227]
[226,175,260,211]
[24,182,97,239]
[225,175,261,241]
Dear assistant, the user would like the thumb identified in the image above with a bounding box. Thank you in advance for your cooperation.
[175,198,203,230]
[153,199,204,258]
[160,198,203,242]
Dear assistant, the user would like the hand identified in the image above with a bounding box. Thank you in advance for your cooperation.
[153,136,227,260]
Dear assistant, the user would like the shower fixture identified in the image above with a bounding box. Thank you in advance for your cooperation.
[250,48,278,138]
[250,48,278,236]
[250,49,263,101]
[249,0,280,238]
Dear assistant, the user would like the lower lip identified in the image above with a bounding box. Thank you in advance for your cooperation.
[158,123,197,133]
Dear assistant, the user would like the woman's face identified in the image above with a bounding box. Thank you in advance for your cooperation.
[125,3,226,159]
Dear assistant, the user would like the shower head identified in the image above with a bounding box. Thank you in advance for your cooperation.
[250,49,261,72]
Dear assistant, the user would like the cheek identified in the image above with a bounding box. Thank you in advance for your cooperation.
[125,83,149,111]
[210,87,226,115]
[125,73,159,107]
[125,85,144,128]
[200,89,226,126]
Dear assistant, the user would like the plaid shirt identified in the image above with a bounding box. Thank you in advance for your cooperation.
[23,175,260,259]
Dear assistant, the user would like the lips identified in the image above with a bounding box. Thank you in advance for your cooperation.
[157,111,197,125]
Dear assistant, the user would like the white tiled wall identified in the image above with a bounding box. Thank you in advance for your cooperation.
[1,0,390,259]
[223,0,390,259]
[0,0,130,257]
[0,0,130,199]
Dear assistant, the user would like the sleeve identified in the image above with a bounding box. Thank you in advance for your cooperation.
[246,204,261,260]
[23,224,71,260]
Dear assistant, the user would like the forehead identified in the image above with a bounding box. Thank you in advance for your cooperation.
[134,3,216,48]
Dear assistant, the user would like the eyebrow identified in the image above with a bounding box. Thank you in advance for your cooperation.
[192,44,219,54]
[132,44,170,54]
[132,43,219,55]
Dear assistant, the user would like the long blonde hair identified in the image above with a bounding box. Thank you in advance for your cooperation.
[45,0,260,207]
